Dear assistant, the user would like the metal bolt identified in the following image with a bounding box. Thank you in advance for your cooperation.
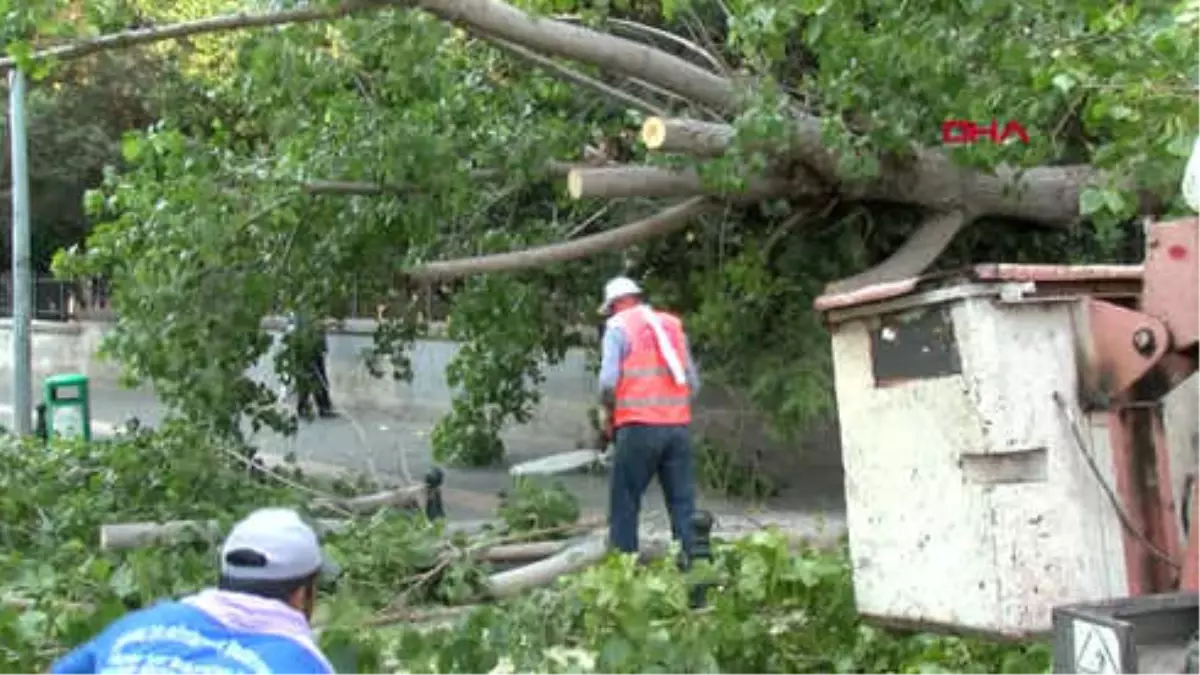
[1132,328,1156,355]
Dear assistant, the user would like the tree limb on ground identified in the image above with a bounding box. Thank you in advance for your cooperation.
[98,516,591,560]
[310,486,423,514]
[483,532,609,600]
[100,518,351,551]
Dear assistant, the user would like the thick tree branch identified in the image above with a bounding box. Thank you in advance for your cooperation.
[478,35,664,116]
[302,180,421,196]
[641,117,734,157]
[554,15,724,75]
[823,209,973,295]
[566,165,801,200]
[405,197,712,281]
[395,0,736,112]
[0,1,389,73]
[300,161,575,196]
[640,118,1107,227]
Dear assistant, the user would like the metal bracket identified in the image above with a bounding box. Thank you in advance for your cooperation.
[1074,299,1171,407]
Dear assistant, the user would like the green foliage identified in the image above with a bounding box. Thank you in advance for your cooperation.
[433,275,586,465]
[337,533,1052,674]
[54,12,626,463]
[1,423,1048,673]
[497,477,583,532]
[695,436,778,500]
[43,0,1199,467]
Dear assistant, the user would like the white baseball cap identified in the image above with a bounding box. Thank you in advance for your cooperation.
[599,276,642,314]
[220,508,341,582]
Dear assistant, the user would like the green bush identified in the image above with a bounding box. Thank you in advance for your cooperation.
[0,424,1050,673]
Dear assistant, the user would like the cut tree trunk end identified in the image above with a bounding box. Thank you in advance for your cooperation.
[641,117,735,157]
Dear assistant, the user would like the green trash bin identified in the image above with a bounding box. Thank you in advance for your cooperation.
[43,373,91,441]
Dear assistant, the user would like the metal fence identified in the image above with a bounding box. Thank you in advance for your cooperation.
[0,276,76,322]
[0,276,457,324]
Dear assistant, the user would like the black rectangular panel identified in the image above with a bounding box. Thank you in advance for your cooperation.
[870,305,962,386]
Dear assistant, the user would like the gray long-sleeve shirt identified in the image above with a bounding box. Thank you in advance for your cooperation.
[598,306,700,403]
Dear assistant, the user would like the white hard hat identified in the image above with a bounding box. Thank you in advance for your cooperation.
[599,276,642,314]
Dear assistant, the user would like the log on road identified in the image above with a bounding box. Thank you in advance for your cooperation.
[311,486,423,514]
[100,518,353,551]
[509,449,606,477]
[99,516,566,560]
[484,533,608,599]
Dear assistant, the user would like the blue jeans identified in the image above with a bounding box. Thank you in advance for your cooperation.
[608,423,696,558]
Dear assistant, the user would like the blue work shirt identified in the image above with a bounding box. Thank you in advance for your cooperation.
[599,304,700,398]
[51,592,333,674]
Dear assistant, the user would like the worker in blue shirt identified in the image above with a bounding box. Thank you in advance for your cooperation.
[50,508,340,674]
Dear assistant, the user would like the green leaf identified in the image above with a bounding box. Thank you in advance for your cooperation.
[120,134,142,163]
[1079,187,1107,216]
[1051,74,1076,94]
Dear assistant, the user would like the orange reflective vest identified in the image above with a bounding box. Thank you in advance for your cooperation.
[610,306,692,428]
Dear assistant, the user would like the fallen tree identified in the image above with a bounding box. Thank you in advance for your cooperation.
[38,0,1196,470]
[18,0,1186,280]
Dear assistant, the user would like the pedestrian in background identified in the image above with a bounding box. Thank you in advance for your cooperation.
[288,312,337,420]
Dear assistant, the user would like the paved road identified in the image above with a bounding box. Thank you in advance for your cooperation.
[0,382,846,534]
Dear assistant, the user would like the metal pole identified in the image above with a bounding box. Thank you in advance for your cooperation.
[9,70,32,436]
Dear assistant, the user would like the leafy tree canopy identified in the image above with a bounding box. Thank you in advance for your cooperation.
[0,0,1189,463]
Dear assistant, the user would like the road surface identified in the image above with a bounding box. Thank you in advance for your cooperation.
[0,382,846,535]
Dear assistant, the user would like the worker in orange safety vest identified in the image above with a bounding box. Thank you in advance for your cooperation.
[597,276,701,559]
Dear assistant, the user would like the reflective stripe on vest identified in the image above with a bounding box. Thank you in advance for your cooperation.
[611,307,691,428]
